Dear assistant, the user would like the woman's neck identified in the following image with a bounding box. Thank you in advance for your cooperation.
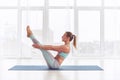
[65,41,70,46]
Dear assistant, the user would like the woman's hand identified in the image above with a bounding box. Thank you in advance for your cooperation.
[32,44,41,49]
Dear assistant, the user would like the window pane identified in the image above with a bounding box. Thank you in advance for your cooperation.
[49,0,73,6]
[77,0,101,6]
[104,10,120,41]
[21,0,44,7]
[78,11,100,42]
[22,10,43,45]
[0,9,18,56]
[49,9,74,43]
[21,10,43,57]
[0,0,17,6]
[0,9,17,41]
[104,10,120,56]
[104,0,120,7]
[78,11,100,54]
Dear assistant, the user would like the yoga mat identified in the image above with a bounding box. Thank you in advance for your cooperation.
[9,65,103,71]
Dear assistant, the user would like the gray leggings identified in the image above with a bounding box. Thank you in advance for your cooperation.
[29,35,60,69]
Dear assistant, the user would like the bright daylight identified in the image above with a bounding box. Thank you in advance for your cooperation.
[0,0,120,80]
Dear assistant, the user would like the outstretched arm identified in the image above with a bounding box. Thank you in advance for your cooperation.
[32,44,70,53]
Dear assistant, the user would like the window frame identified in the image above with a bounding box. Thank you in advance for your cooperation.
[0,0,120,58]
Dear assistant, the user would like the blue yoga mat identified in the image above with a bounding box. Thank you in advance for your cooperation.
[9,65,103,71]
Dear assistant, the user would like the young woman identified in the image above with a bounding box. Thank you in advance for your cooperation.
[26,25,76,69]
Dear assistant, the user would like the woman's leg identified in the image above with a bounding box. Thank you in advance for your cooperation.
[27,27,60,69]
[29,35,60,69]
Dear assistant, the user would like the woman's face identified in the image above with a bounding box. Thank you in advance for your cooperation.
[62,33,69,42]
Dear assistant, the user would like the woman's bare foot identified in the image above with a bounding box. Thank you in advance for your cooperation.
[26,25,32,37]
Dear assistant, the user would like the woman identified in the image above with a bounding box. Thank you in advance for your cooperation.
[26,25,76,69]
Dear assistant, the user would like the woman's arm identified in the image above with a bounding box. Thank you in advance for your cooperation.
[32,44,70,53]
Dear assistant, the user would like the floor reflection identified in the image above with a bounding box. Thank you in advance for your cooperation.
[44,71,68,80]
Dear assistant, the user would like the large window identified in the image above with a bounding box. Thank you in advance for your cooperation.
[104,9,120,55]
[78,11,100,55]
[0,0,120,58]
[0,9,18,57]
[21,10,43,57]
[104,0,120,56]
